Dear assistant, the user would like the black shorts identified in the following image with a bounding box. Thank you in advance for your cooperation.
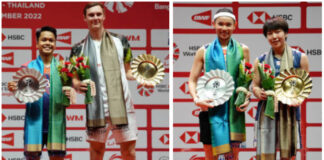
[199,111,211,144]
[24,132,66,158]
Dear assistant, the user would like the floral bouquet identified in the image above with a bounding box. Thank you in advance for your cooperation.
[235,60,253,108]
[70,54,95,104]
[258,62,276,119]
[57,60,74,106]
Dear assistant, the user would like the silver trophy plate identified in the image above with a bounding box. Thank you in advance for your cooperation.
[196,69,234,106]
[12,68,48,103]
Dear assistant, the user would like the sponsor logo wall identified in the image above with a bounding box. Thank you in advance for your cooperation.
[2,2,169,160]
[174,2,321,160]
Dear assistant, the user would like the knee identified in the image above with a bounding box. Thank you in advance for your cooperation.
[120,141,136,158]
[89,141,106,153]
[121,148,136,158]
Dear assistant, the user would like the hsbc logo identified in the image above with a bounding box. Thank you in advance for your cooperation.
[126,35,140,41]
[190,155,204,160]
[57,31,71,45]
[66,136,83,142]
[247,11,271,24]
[2,133,14,146]
[109,154,122,160]
[192,108,200,117]
[137,84,154,97]
[2,114,7,122]
[64,154,72,160]
[104,2,134,14]
[66,115,83,121]
[159,134,169,144]
[54,53,65,61]
[173,43,180,62]
[248,106,258,119]
[179,81,190,94]
[192,10,212,26]
[291,46,321,56]
[180,131,200,144]
[2,52,14,65]
[2,33,6,42]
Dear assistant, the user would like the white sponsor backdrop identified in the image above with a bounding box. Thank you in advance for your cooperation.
[174,2,321,160]
[2,2,169,160]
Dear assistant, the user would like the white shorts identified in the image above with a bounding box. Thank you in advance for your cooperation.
[86,112,138,144]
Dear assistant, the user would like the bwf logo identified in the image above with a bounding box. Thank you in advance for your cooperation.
[191,10,212,26]
[104,2,134,14]
[137,84,154,97]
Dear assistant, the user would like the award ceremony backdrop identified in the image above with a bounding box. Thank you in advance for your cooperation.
[173,2,321,160]
[2,2,169,160]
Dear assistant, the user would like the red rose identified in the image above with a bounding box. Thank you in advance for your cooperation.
[264,64,271,70]
[76,57,84,62]
[79,62,89,69]
[60,68,69,73]
[65,62,71,66]
[67,72,74,78]
[245,62,252,69]
[270,75,275,79]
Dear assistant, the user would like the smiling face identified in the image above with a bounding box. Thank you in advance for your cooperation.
[84,5,105,31]
[213,16,235,41]
[37,31,56,56]
[266,29,287,52]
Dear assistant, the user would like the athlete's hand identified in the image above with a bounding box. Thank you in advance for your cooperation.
[195,98,214,111]
[8,81,17,92]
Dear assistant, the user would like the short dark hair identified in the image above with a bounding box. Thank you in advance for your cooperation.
[216,8,234,14]
[213,8,235,23]
[36,26,57,41]
[263,17,289,37]
[83,2,105,16]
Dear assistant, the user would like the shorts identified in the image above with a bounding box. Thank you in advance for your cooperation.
[24,132,66,158]
[199,111,211,144]
[199,111,242,148]
[87,112,138,144]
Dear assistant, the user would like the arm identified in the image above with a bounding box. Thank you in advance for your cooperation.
[188,47,213,110]
[237,45,251,112]
[300,53,309,72]
[242,44,250,63]
[124,62,136,80]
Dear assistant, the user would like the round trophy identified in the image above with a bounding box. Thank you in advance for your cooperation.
[196,69,235,106]
[131,54,165,86]
[12,68,48,103]
[275,68,312,106]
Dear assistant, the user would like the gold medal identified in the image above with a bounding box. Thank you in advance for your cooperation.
[275,68,312,106]
[131,54,165,86]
